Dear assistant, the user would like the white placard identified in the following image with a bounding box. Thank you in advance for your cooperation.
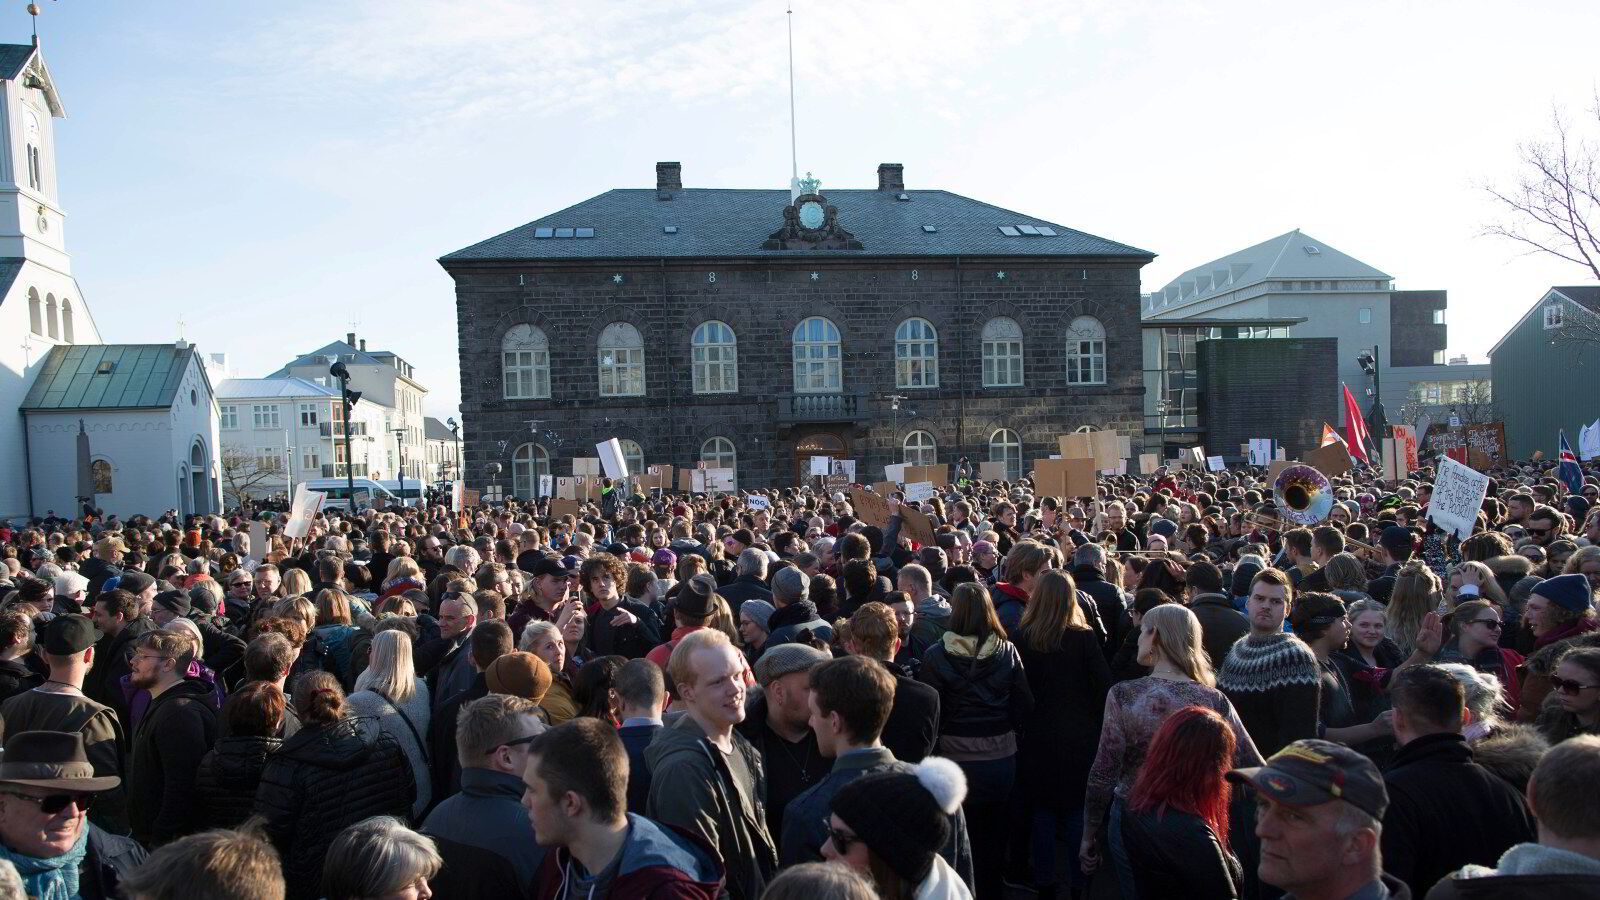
[810,456,832,477]
[1581,419,1600,461]
[451,480,465,512]
[884,463,907,484]
[597,439,629,479]
[1426,456,1490,539]
[1248,439,1274,466]
[904,481,935,503]
[691,470,707,494]
[283,484,326,538]
[1206,456,1226,472]
[538,474,554,498]
[705,467,737,493]
[832,459,857,481]
[746,495,771,511]
[247,521,268,564]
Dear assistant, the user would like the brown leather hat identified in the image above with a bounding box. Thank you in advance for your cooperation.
[0,731,121,792]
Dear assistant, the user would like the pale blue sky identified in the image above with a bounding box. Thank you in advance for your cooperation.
[33,0,1600,418]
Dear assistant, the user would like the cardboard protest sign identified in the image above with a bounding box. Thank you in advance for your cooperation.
[1303,442,1352,478]
[248,521,268,564]
[1391,426,1419,473]
[871,481,899,497]
[1426,456,1489,539]
[903,464,948,486]
[746,495,770,511]
[978,461,1008,482]
[823,473,850,495]
[1206,456,1226,472]
[884,463,908,484]
[900,504,937,546]
[284,484,325,538]
[1381,439,1403,482]
[462,488,481,508]
[1138,453,1160,475]
[1060,432,1120,470]
[1035,458,1096,500]
[1464,423,1506,466]
[548,498,581,521]
[904,481,936,503]
[596,439,629,479]
[647,465,673,491]
[573,457,602,477]
[704,468,736,493]
[678,469,693,492]
[556,477,577,501]
[851,488,891,528]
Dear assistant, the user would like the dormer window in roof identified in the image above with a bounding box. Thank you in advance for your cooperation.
[998,226,1020,236]
[1304,245,1321,255]
[663,226,679,234]
[95,361,114,375]
[922,225,938,233]
[553,228,574,238]
[534,228,554,238]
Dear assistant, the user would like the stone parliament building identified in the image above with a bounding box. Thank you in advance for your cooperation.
[441,163,1154,493]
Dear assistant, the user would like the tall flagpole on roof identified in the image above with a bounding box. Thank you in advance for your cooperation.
[787,2,800,202]
[27,2,40,47]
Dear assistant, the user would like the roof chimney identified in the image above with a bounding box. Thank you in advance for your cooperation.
[346,332,356,347]
[877,163,905,192]
[359,339,367,352]
[656,161,682,197]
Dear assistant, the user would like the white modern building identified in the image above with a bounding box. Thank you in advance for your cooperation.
[270,334,430,481]
[0,40,107,521]
[21,342,221,518]
[215,377,387,502]
[423,416,461,483]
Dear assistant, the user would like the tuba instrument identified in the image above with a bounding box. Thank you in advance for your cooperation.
[1274,464,1333,526]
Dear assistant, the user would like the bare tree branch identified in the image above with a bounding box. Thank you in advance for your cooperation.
[220,444,286,505]
[1482,98,1600,282]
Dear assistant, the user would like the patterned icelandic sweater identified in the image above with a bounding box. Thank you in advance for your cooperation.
[1218,632,1321,757]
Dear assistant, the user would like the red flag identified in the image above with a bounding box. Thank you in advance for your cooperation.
[1342,384,1371,462]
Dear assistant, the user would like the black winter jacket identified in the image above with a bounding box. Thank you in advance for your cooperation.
[1120,805,1242,900]
[254,717,415,900]
[917,635,1034,740]
[1018,628,1111,810]
[1381,733,1537,897]
[127,677,219,846]
[194,735,281,830]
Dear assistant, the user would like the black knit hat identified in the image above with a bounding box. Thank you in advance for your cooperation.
[830,757,966,885]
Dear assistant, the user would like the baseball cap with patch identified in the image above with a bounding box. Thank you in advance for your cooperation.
[1228,739,1387,820]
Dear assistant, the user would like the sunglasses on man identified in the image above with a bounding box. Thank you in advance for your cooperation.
[3,791,96,815]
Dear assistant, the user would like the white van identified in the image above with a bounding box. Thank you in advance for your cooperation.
[302,478,404,511]
[376,480,425,507]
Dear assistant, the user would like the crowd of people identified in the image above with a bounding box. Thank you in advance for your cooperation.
[0,451,1597,899]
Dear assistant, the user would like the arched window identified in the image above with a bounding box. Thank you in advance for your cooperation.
[1066,316,1106,385]
[512,443,550,498]
[91,459,113,494]
[27,288,40,335]
[903,430,937,466]
[981,317,1024,387]
[598,322,645,397]
[701,436,737,470]
[792,316,841,392]
[59,299,73,343]
[502,324,550,400]
[44,293,58,340]
[619,439,645,476]
[895,318,938,388]
[989,428,1022,481]
[691,321,738,394]
[24,111,40,191]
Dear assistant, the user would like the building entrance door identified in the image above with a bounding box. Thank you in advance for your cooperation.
[794,432,846,487]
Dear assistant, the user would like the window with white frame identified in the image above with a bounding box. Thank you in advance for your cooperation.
[256,452,283,472]
[252,404,280,429]
[903,430,937,466]
[1544,304,1564,329]
[1432,350,1446,365]
[691,321,738,394]
[1359,308,1372,325]
[981,317,1024,387]
[895,318,939,388]
[220,405,238,430]
[1432,309,1446,325]
[299,403,319,427]
[1065,316,1106,385]
[598,323,645,397]
[512,443,550,498]
[989,428,1023,481]
[619,439,645,476]
[503,324,551,399]
[701,436,737,470]
[302,450,320,471]
[792,317,842,392]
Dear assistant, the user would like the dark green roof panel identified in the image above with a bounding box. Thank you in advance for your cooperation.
[21,344,196,411]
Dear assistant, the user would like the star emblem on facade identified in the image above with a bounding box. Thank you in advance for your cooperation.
[809,272,820,281]
[996,271,1007,280]
[611,274,623,284]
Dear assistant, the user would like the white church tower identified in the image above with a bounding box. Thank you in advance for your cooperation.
[0,36,102,520]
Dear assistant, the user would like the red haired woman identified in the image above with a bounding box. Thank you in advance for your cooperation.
[1119,705,1243,899]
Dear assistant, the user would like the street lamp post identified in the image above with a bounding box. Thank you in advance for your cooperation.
[329,362,360,513]
[392,428,408,509]
[446,417,462,484]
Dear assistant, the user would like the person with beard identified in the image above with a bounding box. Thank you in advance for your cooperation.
[85,589,157,724]
[739,643,831,840]
[125,630,219,846]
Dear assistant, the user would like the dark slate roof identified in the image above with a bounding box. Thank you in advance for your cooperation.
[441,189,1152,263]
[424,416,455,441]
[1554,285,1600,313]
[269,340,386,376]
[0,44,33,80]
[0,257,25,305]
[22,344,196,411]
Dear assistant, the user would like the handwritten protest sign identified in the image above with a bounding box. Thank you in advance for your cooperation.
[1138,453,1160,475]
[904,481,936,503]
[851,488,891,528]
[1206,456,1226,472]
[1035,458,1096,499]
[900,504,936,546]
[1304,442,1352,478]
[549,498,581,521]
[284,484,325,538]
[1426,456,1490,539]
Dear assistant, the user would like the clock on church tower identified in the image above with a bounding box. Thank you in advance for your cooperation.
[762,172,863,251]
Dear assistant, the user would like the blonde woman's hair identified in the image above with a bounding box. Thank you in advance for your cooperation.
[280,568,312,599]
[1386,561,1440,658]
[1454,561,1509,608]
[1564,546,1600,577]
[1322,553,1369,592]
[1142,603,1215,688]
[355,630,417,704]
[385,556,422,583]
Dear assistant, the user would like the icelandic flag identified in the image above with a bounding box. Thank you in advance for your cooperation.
[1559,431,1583,494]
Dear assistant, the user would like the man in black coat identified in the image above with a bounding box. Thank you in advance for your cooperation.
[85,589,157,724]
[844,602,940,764]
[1070,544,1129,656]
[1185,560,1250,672]
[126,631,219,846]
[1381,665,1536,896]
[717,549,775,620]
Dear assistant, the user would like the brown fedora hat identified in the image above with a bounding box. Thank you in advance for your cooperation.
[0,731,121,792]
